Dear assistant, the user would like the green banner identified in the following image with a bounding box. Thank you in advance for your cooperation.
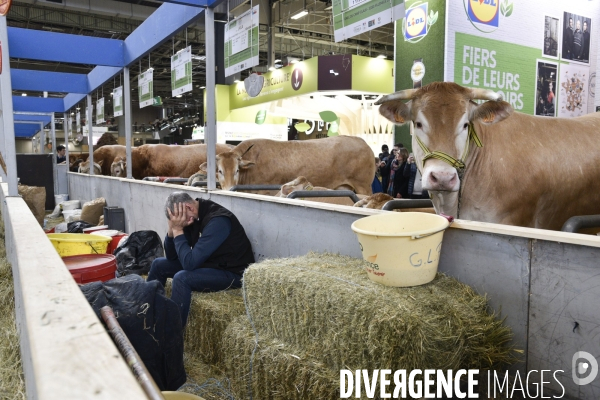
[333,0,404,42]
[96,98,104,124]
[224,5,260,77]
[113,86,123,117]
[138,69,154,108]
[171,46,193,97]
[454,32,538,115]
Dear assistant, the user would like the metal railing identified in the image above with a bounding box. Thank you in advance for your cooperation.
[229,184,282,192]
[381,199,434,211]
[561,215,600,233]
[287,190,360,203]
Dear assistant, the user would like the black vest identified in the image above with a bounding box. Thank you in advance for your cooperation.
[183,199,255,275]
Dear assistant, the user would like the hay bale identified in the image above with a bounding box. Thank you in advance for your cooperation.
[18,184,46,226]
[185,289,246,368]
[243,253,519,374]
[222,316,340,400]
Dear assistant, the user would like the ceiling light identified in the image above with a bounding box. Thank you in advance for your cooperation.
[176,95,182,98]
[21,93,27,96]
[200,86,206,89]
[324,4,333,10]
[377,54,387,59]
[291,10,308,19]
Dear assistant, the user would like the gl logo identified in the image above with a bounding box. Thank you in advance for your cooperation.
[572,351,599,385]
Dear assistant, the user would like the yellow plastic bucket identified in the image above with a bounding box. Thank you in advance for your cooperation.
[351,212,451,287]
[162,392,206,400]
[47,233,112,257]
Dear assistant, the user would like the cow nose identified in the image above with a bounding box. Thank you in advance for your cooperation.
[428,170,458,191]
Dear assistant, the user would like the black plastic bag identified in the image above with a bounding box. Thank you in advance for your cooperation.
[67,220,95,233]
[114,230,164,277]
[80,275,186,391]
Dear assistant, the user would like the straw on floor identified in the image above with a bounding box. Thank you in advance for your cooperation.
[0,211,26,399]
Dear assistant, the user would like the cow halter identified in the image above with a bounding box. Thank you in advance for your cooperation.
[413,122,483,170]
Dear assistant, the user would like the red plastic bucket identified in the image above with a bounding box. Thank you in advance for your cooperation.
[62,254,117,284]
[107,234,128,254]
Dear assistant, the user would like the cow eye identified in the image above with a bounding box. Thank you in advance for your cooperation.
[463,123,469,129]
[218,170,222,174]
[415,121,423,129]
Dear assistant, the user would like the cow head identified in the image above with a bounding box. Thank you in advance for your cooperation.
[111,157,126,177]
[376,82,513,216]
[276,176,314,197]
[376,83,512,214]
[78,159,103,175]
[198,144,255,190]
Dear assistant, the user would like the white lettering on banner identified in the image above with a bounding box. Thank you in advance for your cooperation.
[461,45,523,110]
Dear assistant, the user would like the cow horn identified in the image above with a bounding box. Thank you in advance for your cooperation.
[374,89,418,105]
[469,88,503,101]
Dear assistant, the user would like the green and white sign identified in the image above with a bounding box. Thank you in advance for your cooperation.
[113,86,123,117]
[224,5,259,77]
[138,69,154,109]
[96,98,105,124]
[454,32,537,114]
[171,46,193,97]
[332,0,404,42]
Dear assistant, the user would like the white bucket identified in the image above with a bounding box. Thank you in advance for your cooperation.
[54,194,69,204]
[351,212,451,287]
[61,200,81,211]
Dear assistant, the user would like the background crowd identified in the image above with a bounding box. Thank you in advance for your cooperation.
[374,144,428,199]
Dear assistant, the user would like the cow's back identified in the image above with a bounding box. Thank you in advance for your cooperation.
[237,136,375,194]
[461,111,600,229]
[133,144,231,179]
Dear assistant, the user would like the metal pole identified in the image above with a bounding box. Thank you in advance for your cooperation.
[40,123,46,155]
[0,16,19,195]
[205,7,217,191]
[86,94,94,175]
[64,113,70,169]
[124,67,132,179]
[51,113,57,195]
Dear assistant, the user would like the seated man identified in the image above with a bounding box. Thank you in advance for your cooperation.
[56,144,66,164]
[147,192,255,326]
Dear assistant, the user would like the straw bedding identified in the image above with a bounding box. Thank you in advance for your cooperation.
[242,253,519,374]
[0,212,26,399]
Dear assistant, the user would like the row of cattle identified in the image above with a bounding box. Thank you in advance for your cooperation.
[78,136,377,196]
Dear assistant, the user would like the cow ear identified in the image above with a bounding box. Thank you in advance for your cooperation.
[239,160,255,169]
[97,160,104,166]
[471,100,513,124]
[281,184,293,196]
[378,100,411,125]
[198,162,208,173]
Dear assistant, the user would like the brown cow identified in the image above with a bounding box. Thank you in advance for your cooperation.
[275,176,365,206]
[110,144,233,180]
[353,193,394,209]
[199,136,375,195]
[94,145,126,175]
[78,160,103,175]
[376,82,600,230]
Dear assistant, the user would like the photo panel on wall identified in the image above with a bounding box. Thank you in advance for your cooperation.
[535,60,558,117]
[558,63,589,118]
[561,11,592,64]
[543,15,560,59]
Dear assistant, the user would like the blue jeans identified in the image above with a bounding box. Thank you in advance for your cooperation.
[147,257,243,326]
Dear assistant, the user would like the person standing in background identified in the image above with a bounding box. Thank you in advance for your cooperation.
[56,145,67,164]
[573,20,584,60]
[563,17,574,60]
[582,20,590,61]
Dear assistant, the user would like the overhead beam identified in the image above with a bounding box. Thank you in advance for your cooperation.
[123,3,205,66]
[88,66,123,93]
[11,69,88,93]
[11,114,51,123]
[8,27,124,67]
[63,93,87,113]
[155,0,210,6]
[12,97,65,113]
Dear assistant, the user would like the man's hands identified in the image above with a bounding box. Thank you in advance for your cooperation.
[167,202,194,237]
